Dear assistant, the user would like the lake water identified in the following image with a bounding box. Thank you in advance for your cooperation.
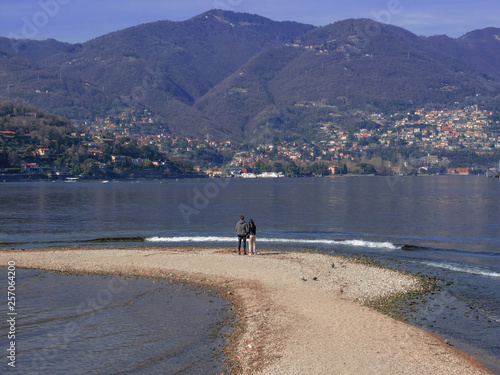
[1,176,499,373]
[0,269,232,375]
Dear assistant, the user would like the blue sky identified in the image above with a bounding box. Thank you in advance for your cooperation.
[1,0,499,43]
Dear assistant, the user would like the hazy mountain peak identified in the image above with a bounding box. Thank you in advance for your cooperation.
[460,27,500,40]
[197,9,274,25]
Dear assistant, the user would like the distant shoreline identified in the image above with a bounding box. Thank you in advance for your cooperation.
[1,248,492,374]
[0,172,488,183]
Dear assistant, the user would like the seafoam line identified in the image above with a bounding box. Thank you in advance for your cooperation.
[146,236,400,250]
[422,261,500,278]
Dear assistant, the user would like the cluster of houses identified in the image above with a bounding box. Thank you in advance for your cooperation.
[4,105,498,179]
[364,106,498,151]
[83,105,498,176]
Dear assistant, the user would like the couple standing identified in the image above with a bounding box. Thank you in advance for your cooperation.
[235,216,256,255]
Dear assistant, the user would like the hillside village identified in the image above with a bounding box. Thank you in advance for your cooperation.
[83,105,500,177]
[2,12,500,180]
[2,102,499,180]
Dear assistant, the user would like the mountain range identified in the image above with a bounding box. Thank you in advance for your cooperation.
[1,9,499,142]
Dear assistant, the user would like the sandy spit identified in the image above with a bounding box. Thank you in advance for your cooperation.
[1,248,493,375]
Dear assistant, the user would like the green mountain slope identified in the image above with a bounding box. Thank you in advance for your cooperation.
[195,19,500,141]
[0,11,499,143]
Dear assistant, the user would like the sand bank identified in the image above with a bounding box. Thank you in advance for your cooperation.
[1,248,492,374]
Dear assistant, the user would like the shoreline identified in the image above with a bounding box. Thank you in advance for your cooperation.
[1,248,493,374]
[0,173,481,183]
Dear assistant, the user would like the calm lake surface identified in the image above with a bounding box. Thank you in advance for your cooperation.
[1,175,499,373]
[0,269,231,375]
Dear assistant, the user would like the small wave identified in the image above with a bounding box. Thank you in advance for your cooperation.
[423,261,500,278]
[147,236,231,243]
[335,239,400,250]
[146,236,400,250]
[88,236,145,243]
[262,238,399,250]
[401,244,429,251]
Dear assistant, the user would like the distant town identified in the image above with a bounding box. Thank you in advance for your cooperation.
[82,104,500,178]
[2,104,500,180]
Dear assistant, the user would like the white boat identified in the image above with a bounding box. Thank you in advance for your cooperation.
[241,173,257,178]
[258,172,280,178]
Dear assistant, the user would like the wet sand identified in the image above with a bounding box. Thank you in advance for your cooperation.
[1,248,493,374]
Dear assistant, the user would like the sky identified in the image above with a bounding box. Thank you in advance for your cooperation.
[1,0,499,44]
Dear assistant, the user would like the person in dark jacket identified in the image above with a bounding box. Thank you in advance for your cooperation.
[247,219,256,255]
[235,215,249,255]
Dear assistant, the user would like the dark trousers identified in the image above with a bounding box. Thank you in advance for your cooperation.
[237,235,247,254]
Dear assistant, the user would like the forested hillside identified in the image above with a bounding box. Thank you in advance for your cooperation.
[0,10,499,143]
[0,101,186,178]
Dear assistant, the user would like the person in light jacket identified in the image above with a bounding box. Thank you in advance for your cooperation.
[247,219,256,255]
[235,215,249,255]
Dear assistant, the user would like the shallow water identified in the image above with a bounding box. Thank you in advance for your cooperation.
[0,269,232,374]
